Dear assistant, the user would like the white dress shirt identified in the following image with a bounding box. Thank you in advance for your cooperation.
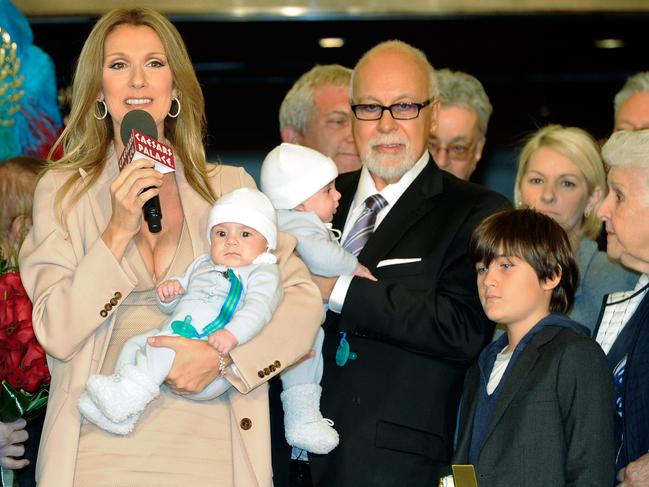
[328,152,430,313]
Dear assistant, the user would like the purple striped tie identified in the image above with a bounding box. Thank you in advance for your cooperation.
[342,194,388,256]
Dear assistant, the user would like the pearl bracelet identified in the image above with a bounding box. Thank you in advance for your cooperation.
[218,352,227,375]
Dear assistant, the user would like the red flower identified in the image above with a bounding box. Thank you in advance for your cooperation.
[0,272,32,338]
[10,318,35,344]
[15,292,33,324]
[0,337,25,381]
[5,363,49,393]
[22,337,47,368]
[0,269,50,394]
[0,271,23,292]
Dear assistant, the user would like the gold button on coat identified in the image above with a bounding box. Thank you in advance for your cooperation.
[240,418,252,430]
[274,360,281,368]
[100,310,108,318]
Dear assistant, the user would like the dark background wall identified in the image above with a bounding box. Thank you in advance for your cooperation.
[29,12,649,198]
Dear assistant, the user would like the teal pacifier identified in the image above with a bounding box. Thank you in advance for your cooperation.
[171,315,200,338]
[335,331,358,367]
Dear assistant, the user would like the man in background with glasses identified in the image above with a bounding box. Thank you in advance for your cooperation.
[307,40,508,486]
[428,69,493,181]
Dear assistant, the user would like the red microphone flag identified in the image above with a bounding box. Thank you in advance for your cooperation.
[118,129,176,174]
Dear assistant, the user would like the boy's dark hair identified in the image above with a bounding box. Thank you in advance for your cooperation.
[468,208,578,314]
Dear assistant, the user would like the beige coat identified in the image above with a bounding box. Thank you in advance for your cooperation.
[19,154,322,487]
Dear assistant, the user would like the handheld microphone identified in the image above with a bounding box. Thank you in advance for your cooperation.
[119,110,176,233]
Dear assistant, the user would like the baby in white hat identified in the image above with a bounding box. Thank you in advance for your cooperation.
[260,143,376,456]
[78,188,283,435]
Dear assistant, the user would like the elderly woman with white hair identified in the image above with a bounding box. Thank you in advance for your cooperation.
[596,128,649,487]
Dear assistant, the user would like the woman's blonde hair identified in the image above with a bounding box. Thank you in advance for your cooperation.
[50,7,216,210]
[514,124,606,241]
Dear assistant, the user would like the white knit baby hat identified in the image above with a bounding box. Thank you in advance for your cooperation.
[207,187,278,250]
[260,143,339,210]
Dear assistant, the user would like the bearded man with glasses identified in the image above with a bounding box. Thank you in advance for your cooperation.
[305,40,509,486]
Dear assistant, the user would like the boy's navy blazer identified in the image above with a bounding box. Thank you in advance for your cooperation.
[309,156,510,486]
[453,326,615,486]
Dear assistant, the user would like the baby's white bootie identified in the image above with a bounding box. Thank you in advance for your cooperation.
[78,392,139,435]
[281,383,339,454]
[86,363,159,423]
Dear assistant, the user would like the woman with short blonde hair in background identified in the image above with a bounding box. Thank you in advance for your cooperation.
[514,124,637,333]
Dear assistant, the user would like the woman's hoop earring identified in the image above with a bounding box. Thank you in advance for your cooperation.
[584,207,592,218]
[168,97,181,118]
[94,100,108,120]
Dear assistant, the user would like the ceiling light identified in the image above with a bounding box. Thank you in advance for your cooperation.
[280,6,307,17]
[319,37,345,48]
[595,38,624,49]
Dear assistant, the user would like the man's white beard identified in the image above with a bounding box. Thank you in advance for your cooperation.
[362,137,416,182]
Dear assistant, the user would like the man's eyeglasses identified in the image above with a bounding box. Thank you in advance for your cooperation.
[428,139,478,162]
[351,98,434,121]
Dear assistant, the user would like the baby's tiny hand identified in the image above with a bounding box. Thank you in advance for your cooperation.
[208,329,239,354]
[354,264,378,282]
[157,279,185,303]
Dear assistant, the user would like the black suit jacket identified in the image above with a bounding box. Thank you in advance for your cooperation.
[308,158,510,486]
[453,326,615,487]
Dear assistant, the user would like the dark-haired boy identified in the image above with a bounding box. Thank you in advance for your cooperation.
[450,208,615,486]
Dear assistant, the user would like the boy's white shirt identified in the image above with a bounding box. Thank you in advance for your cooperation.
[487,347,512,395]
